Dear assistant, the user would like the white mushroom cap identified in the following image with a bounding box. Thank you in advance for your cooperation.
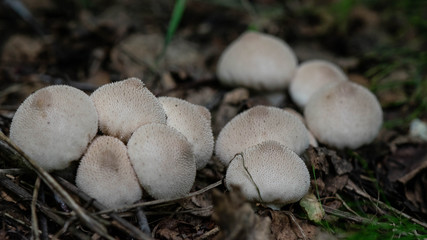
[304,81,383,149]
[90,78,166,142]
[225,140,310,208]
[127,123,196,199]
[216,31,297,91]
[289,59,348,108]
[283,108,318,147]
[10,85,98,171]
[215,105,310,166]
[75,136,142,208]
[158,97,214,170]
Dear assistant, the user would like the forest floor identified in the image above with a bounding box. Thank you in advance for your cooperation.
[0,0,426,239]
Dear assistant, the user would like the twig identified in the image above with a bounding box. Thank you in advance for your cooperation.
[38,183,49,240]
[345,179,427,229]
[0,131,114,240]
[335,193,360,217]
[0,176,91,240]
[100,180,223,214]
[197,226,219,240]
[52,215,77,239]
[283,211,307,240]
[323,205,373,224]
[137,207,151,234]
[0,168,25,175]
[55,176,154,240]
[31,177,41,240]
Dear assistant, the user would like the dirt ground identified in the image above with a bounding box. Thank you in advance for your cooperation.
[0,0,426,239]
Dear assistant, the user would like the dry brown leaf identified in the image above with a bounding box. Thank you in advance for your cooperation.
[212,188,272,240]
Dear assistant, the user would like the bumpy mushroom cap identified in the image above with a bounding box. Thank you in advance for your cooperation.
[225,141,310,208]
[217,31,297,91]
[127,123,196,199]
[158,97,214,170]
[215,105,310,166]
[304,81,383,149]
[289,59,348,108]
[76,136,142,208]
[90,78,166,142]
[10,85,98,171]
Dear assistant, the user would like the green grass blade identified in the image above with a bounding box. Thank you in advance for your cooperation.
[162,0,187,56]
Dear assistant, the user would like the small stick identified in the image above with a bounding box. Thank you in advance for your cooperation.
[136,207,151,235]
[283,211,307,240]
[38,183,49,240]
[346,179,427,229]
[100,180,222,214]
[0,168,25,175]
[197,226,220,240]
[0,131,114,239]
[55,176,153,240]
[31,177,41,240]
[0,176,91,240]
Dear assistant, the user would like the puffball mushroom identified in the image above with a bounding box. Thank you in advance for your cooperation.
[76,136,142,208]
[304,81,383,149]
[128,123,196,199]
[10,85,98,171]
[90,78,166,142]
[158,97,214,170]
[225,140,310,209]
[216,31,297,91]
[215,105,310,166]
[289,59,348,108]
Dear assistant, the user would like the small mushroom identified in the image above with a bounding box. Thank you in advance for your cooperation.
[127,123,196,199]
[10,85,98,171]
[90,78,166,142]
[158,97,214,170]
[225,140,310,209]
[216,31,297,91]
[215,105,310,166]
[75,136,142,208]
[289,59,348,108]
[304,81,383,149]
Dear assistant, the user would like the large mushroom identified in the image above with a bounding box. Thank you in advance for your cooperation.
[127,123,196,199]
[9,85,98,171]
[304,81,383,149]
[76,136,142,208]
[90,78,166,142]
[216,31,297,91]
[158,97,214,170]
[215,105,310,166]
[225,140,310,209]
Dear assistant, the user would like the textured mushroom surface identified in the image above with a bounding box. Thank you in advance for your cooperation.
[217,31,297,91]
[76,136,142,208]
[127,123,196,199]
[10,85,98,171]
[215,105,309,165]
[159,97,214,170]
[225,141,310,208]
[90,78,166,142]
[304,81,383,149]
[289,59,348,108]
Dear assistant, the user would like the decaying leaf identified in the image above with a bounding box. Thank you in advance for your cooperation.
[212,188,273,240]
[300,192,325,223]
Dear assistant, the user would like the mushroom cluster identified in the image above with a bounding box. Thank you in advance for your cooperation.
[10,78,214,207]
[215,30,384,207]
[216,31,383,150]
